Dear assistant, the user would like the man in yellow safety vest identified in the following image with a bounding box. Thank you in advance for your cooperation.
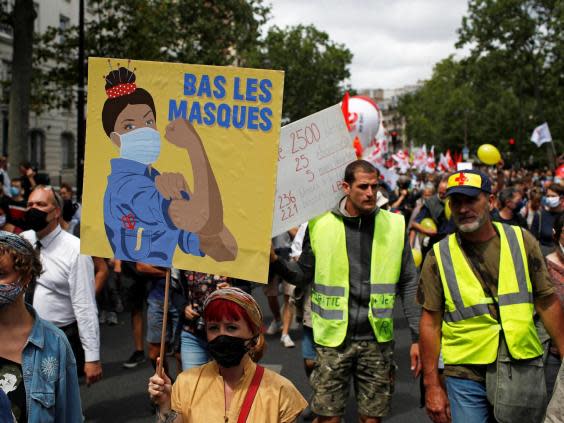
[271,160,421,423]
[418,169,564,423]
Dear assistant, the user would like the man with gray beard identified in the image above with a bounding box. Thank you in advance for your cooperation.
[417,169,564,423]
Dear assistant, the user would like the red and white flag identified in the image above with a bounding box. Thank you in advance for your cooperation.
[376,121,388,154]
[425,145,436,173]
[392,149,411,174]
[413,145,427,172]
[438,151,455,172]
[364,144,385,167]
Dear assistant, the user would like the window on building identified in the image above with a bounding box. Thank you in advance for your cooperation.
[1,60,11,100]
[33,2,40,33]
[59,14,70,43]
[61,132,75,169]
[0,22,13,40]
[29,129,45,170]
[1,60,11,81]
[2,110,8,157]
[86,0,96,13]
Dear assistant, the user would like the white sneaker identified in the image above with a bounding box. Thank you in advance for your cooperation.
[280,334,295,348]
[265,320,282,335]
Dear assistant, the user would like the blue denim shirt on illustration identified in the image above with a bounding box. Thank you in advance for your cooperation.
[103,157,204,267]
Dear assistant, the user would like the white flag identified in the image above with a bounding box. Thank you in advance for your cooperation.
[531,123,552,147]
[374,164,399,190]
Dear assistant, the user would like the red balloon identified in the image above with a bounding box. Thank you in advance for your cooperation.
[556,164,564,179]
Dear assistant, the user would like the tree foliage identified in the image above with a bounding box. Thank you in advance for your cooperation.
[29,1,352,125]
[247,25,353,122]
[31,0,270,112]
[399,0,563,166]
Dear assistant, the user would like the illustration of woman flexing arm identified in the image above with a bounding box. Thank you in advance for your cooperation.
[101,63,237,266]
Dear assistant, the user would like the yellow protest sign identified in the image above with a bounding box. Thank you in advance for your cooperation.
[81,57,284,283]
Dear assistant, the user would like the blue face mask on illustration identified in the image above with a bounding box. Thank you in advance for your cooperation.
[117,127,161,165]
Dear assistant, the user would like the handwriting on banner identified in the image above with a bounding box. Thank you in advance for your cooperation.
[277,190,297,222]
[272,104,356,236]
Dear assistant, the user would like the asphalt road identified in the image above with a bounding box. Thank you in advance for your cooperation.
[79,290,430,423]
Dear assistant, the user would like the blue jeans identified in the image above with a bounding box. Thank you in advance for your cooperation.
[445,377,495,423]
[180,330,210,371]
[301,325,316,361]
[146,298,180,345]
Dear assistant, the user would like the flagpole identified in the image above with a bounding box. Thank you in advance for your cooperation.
[549,141,557,169]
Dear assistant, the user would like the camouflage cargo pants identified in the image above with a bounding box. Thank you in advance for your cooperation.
[310,339,396,417]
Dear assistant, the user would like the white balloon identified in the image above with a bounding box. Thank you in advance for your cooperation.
[342,96,382,149]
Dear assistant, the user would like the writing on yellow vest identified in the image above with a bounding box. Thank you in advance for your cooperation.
[372,294,395,307]
[311,291,342,308]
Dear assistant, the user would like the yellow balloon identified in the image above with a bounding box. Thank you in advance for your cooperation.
[477,144,501,165]
[412,248,423,268]
[445,199,451,220]
[421,218,437,232]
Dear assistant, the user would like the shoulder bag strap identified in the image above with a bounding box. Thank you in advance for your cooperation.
[237,365,265,423]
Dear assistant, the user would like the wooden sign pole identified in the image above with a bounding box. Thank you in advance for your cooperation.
[157,268,171,377]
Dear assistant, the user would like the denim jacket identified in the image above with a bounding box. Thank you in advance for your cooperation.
[22,307,83,422]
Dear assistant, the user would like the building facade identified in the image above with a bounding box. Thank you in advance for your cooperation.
[0,0,91,186]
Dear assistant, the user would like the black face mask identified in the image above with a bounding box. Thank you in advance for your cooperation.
[207,335,254,368]
[62,200,78,223]
[514,199,525,214]
[25,208,49,232]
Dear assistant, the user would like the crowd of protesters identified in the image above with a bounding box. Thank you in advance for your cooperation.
[0,156,563,422]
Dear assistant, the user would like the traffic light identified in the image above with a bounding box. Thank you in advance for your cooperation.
[391,131,398,143]
[508,138,515,151]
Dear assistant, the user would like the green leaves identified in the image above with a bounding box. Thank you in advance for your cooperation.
[17,0,352,130]
[248,24,353,122]
[400,0,563,165]
[31,0,270,112]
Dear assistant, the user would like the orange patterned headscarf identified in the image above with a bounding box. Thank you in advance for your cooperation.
[203,287,263,334]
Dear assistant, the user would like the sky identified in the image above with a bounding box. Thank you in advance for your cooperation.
[266,0,470,90]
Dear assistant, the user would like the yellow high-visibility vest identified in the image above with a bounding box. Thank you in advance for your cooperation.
[309,209,404,347]
[434,222,543,364]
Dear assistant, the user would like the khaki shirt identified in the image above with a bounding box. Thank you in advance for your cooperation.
[417,228,554,381]
[171,354,307,422]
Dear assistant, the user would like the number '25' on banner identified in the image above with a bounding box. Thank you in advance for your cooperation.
[272,104,356,236]
[81,57,284,283]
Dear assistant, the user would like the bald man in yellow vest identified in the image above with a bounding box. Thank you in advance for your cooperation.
[418,169,564,423]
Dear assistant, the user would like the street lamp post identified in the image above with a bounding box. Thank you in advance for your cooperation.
[76,0,85,200]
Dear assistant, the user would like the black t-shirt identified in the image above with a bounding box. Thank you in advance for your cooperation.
[0,356,27,422]
[0,195,10,215]
[532,208,563,248]
[491,208,527,228]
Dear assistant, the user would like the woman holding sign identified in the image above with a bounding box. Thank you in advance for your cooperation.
[101,63,237,267]
[148,287,307,422]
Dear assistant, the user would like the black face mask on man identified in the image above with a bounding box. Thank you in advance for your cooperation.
[25,208,50,232]
[207,335,255,368]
